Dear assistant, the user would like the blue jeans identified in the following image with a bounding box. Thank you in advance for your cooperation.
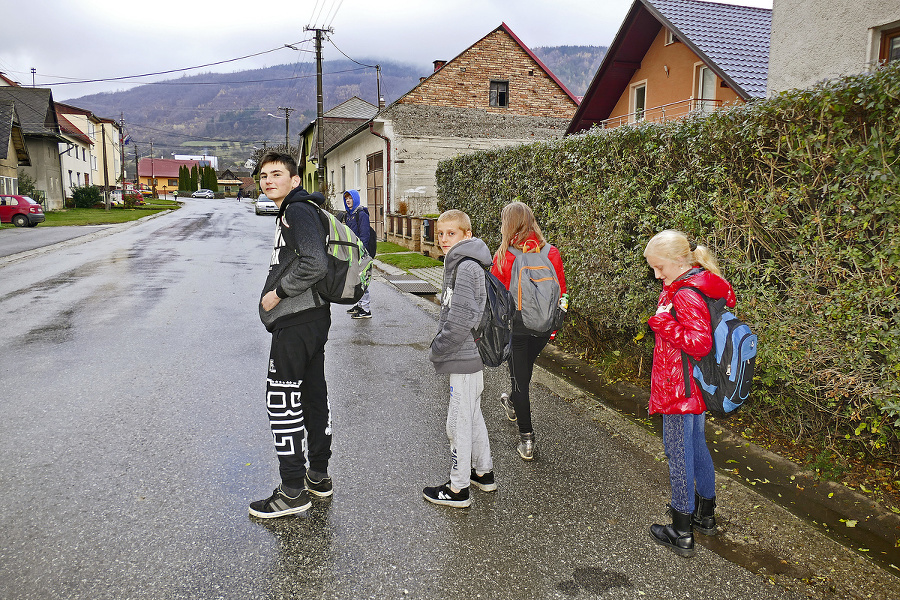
[662,413,715,514]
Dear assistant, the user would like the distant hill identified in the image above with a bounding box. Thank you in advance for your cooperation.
[68,46,605,170]
[533,45,607,98]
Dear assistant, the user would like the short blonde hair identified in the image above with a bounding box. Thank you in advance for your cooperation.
[643,229,722,277]
[437,209,472,233]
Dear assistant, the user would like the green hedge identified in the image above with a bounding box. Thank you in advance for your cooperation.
[436,63,900,460]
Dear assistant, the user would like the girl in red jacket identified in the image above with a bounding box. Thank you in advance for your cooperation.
[491,202,566,461]
[643,229,736,557]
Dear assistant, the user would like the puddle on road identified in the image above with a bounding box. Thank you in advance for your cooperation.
[535,346,900,576]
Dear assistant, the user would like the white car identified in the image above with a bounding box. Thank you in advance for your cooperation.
[255,194,278,215]
[191,189,215,198]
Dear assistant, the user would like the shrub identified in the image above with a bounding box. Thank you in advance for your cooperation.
[71,185,103,209]
[436,62,900,461]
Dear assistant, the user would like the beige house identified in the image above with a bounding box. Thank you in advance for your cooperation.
[56,109,94,200]
[768,0,900,93]
[323,23,579,238]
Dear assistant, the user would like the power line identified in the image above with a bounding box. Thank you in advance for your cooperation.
[38,41,313,87]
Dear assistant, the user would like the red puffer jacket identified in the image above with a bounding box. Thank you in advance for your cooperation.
[647,268,736,415]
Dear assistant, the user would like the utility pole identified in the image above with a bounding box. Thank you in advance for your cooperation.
[119,114,125,188]
[277,106,295,151]
[150,140,156,198]
[305,25,333,194]
[376,64,383,109]
[101,124,110,210]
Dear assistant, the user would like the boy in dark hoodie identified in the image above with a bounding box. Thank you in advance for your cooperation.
[342,189,372,319]
[250,152,334,518]
[423,209,496,508]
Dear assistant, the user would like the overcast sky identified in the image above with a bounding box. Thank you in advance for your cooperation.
[1,0,773,101]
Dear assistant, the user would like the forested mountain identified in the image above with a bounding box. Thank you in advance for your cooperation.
[68,46,605,170]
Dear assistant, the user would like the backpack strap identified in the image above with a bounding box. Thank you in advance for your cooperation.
[671,286,709,399]
[451,257,488,340]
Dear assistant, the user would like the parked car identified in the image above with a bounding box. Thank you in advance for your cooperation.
[0,194,45,227]
[255,194,278,215]
[191,189,215,199]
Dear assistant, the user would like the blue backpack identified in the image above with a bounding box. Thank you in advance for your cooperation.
[675,287,758,416]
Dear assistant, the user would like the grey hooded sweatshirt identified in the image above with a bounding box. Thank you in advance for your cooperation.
[259,187,329,332]
[429,237,492,374]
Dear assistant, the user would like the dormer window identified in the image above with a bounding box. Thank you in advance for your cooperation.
[489,80,509,107]
[665,28,679,45]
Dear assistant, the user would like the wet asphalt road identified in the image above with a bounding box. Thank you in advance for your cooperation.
[0,199,866,599]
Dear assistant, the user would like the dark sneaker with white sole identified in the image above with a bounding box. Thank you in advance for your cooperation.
[470,469,497,492]
[249,486,312,518]
[351,309,372,319]
[304,473,334,497]
[347,306,361,314]
[499,393,517,422]
[422,481,471,507]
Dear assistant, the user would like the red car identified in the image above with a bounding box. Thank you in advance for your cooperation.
[0,195,45,227]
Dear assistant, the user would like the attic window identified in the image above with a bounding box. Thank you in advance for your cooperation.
[490,80,509,107]
[665,28,679,45]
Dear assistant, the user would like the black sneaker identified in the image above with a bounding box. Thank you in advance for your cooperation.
[304,473,334,498]
[347,305,361,314]
[422,482,471,508]
[470,469,497,492]
[351,309,372,319]
[249,486,312,518]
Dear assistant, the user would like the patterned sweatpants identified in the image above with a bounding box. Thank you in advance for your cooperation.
[266,316,332,489]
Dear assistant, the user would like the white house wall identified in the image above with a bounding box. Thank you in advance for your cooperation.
[768,0,900,93]
[59,138,93,199]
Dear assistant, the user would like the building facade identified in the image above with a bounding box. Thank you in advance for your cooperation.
[768,0,900,93]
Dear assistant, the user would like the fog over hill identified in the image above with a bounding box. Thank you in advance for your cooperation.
[67,46,605,170]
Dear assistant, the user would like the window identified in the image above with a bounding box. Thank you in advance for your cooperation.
[354,159,361,189]
[489,80,509,107]
[341,165,346,192]
[881,27,900,63]
[630,82,647,122]
[696,66,716,113]
[665,28,679,45]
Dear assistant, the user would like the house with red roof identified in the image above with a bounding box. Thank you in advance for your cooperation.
[323,23,580,239]
[137,157,205,196]
[56,109,94,200]
[568,0,771,133]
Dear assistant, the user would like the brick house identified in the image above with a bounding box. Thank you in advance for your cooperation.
[568,0,771,133]
[323,23,579,238]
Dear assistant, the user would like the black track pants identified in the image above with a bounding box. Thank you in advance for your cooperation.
[265,315,331,489]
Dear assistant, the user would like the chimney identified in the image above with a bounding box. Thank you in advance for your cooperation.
[378,97,386,109]
[433,60,446,72]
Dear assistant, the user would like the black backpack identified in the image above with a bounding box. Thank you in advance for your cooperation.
[454,258,515,368]
[675,287,758,416]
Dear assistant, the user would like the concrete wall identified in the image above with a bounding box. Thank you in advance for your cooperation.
[768,0,900,93]
[21,137,63,210]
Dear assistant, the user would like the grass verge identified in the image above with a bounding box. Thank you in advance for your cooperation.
[376,252,443,270]
[42,207,170,226]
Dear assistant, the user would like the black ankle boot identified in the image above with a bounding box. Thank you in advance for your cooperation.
[649,506,695,557]
[692,492,717,535]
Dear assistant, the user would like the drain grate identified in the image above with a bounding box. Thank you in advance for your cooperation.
[385,276,440,295]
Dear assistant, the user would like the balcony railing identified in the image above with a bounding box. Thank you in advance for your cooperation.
[597,98,724,129]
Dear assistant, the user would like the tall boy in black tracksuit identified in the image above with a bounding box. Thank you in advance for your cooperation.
[249,152,334,518]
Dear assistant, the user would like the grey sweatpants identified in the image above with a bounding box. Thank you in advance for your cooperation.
[447,372,493,490]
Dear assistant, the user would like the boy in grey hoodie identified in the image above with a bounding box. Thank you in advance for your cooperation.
[424,210,496,508]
